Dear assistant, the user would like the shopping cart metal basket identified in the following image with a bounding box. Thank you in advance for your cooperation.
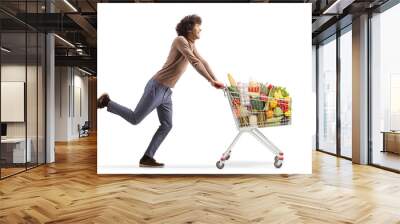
[216,85,292,169]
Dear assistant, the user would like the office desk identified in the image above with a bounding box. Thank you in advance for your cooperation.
[1,138,32,163]
[381,131,400,154]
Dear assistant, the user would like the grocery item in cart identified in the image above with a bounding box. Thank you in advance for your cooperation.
[249,115,257,126]
[225,73,292,128]
[237,82,250,106]
[227,73,237,87]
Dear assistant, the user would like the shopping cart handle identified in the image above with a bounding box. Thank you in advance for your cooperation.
[222,85,228,96]
[214,81,225,89]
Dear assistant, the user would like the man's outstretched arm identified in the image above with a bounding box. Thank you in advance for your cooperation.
[175,37,215,83]
[193,47,218,81]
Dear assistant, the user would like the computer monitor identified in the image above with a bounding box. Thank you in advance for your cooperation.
[1,123,7,137]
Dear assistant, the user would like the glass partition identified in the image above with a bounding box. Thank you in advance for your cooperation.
[1,31,28,177]
[0,1,46,179]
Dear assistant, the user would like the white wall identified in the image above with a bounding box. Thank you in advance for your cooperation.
[1,65,39,138]
[55,67,89,141]
[71,72,89,138]
[1,66,25,127]
[1,64,46,163]
[55,66,69,141]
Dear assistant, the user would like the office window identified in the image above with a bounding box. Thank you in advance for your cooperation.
[318,36,337,154]
[340,28,352,158]
[371,3,400,171]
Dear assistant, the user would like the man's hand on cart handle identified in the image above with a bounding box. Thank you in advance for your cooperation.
[211,80,225,89]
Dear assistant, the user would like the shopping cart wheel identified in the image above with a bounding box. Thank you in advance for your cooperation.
[274,160,283,168]
[216,161,225,169]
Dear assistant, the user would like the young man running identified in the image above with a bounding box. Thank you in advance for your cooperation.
[97,15,224,168]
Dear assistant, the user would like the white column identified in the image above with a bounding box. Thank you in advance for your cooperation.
[46,1,55,163]
[352,14,369,164]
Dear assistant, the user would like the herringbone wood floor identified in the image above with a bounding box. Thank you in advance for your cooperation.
[1,134,400,224]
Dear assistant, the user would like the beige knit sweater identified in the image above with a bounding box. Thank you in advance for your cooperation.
[153,36,217,88]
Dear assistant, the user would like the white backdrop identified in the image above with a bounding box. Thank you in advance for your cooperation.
[98,3,312,174]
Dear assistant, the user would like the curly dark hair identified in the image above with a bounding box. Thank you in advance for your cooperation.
[176,15,202,37]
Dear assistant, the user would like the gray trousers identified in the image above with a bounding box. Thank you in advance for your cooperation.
[107,78,172,158]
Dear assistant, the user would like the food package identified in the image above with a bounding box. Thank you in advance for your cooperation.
[228,73,237,87]
[249,115,257,126]
[238,82,250,106]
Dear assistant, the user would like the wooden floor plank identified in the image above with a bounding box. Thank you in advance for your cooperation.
[0,134,400,223]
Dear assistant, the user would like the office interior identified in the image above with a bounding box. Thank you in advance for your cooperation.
[0,0,400,223]
[0,0,97,179]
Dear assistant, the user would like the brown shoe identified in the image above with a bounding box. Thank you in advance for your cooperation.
[139,155,164,168]
[97,93,110,109]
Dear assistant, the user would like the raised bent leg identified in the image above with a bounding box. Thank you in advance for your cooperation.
[107,80,159,125]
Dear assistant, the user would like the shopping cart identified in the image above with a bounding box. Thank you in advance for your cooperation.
[216,84,291,169]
